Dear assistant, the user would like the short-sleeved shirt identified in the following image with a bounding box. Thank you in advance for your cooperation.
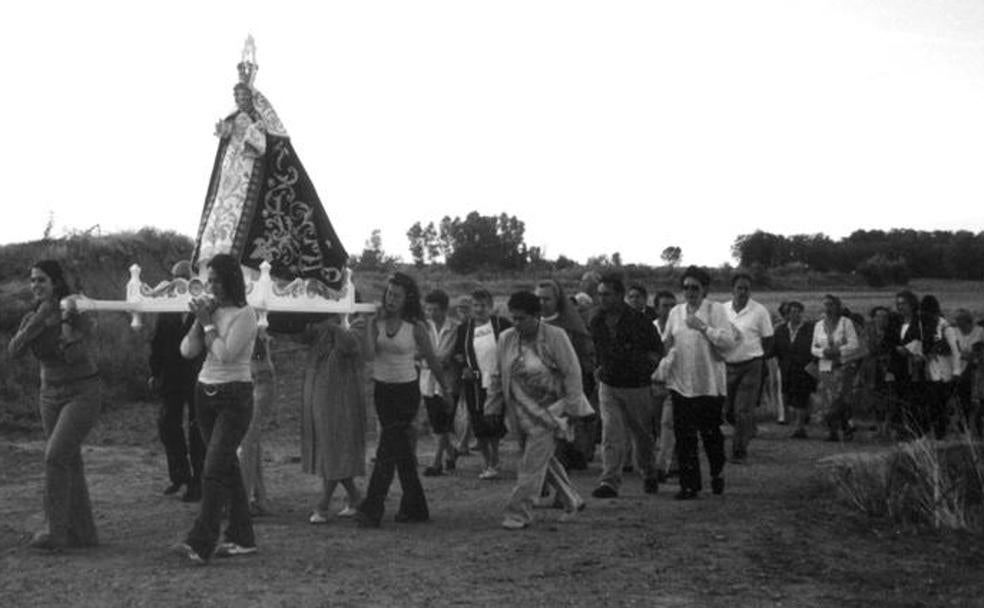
[724,298,773,364]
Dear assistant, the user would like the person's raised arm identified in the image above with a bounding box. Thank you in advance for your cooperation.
[8,305,52,358]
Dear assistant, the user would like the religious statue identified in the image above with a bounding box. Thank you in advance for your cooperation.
[192,36,349,291]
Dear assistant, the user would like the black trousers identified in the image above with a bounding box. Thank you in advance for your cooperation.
[672,393,726,494]
[359,381,429,523]
[158,388,205,485]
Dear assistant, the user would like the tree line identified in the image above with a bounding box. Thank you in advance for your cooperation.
[732,229,984,286]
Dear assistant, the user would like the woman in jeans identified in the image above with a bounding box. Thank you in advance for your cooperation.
[9,260,101,551]
[355,272,450,528]
[172,253,258,564]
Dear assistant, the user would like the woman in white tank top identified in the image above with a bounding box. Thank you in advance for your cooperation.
[355,272,451,528]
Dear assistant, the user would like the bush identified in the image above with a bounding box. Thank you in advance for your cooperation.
[857,254,910,287]
[824,437,984,530]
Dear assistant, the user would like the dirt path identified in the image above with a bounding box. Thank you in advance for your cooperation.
[1,415,982,608]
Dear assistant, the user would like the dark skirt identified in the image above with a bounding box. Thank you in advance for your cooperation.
[462,379,507,439]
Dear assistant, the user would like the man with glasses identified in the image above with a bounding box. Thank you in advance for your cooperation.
[588,274,662,498]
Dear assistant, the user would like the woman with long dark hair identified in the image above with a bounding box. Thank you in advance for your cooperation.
[9,260,101,551]
[172,253,258,564]
[355,272,450,527]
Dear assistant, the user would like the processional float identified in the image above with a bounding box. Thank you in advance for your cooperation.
[68,36,375,327]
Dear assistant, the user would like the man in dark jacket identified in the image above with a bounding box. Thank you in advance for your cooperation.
[589,273,662,498]
[148,261,205,502]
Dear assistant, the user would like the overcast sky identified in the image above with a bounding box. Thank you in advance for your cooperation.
[2,0,982,266]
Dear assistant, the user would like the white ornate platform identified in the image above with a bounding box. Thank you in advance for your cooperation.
[66,261,376,329]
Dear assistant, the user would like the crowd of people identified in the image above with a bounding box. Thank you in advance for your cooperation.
[10,259,984,564]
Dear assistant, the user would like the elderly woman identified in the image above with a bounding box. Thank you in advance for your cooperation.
[657,266,739,500]
[536,279,596,468]
[810,295,860,442]
[299,314,367,523]
[9,260,101,552]
[774,301,816,439]
[484,292,591,529]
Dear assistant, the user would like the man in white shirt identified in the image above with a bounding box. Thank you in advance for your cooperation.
[724,273,774,463]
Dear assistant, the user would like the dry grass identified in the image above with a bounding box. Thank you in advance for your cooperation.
[824,433,984,530]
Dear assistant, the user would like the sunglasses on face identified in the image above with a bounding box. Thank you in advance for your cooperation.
[682,284,702,291]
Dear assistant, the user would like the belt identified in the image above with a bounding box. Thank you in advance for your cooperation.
[726,356,763,367]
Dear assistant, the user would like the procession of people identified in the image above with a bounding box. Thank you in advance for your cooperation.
[7,39,982,565]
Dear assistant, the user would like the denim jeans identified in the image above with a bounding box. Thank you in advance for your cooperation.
[186,381,255,556]
[39,375,101,546]
[157,387,204,486]
[359,381,429,523]
[672,392,726,494]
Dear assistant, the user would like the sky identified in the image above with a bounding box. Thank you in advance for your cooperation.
[2,0,983,267]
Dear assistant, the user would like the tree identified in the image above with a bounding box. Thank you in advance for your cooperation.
[438,211,531,273]
[406,221,442,268]
[660,246,682,267]
[352,228,397,271]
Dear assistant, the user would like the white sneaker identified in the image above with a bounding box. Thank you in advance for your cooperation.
[309,511,330,524]
[170,542,207,565]
[501,518,528,530]
[558,510,580,523]
[214,542,257,557]
[478,468,500,480]
[337,506,358,518]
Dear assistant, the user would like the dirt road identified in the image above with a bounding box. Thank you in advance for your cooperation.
[1,413,981,608]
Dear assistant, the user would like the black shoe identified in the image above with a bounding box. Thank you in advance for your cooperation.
[181,483,202,503]
[29,532,66,553]
[422,465,444,477]
[644,478,659,495]
[163,482,184,496]
[591,484,618,499]
[394,512,429,524]
[711,476,724,495]
[354,511,381,529]
[674,488,698,501]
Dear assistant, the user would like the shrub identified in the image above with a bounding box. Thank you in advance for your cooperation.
[824,436,984,530]
[857,254,910,287]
